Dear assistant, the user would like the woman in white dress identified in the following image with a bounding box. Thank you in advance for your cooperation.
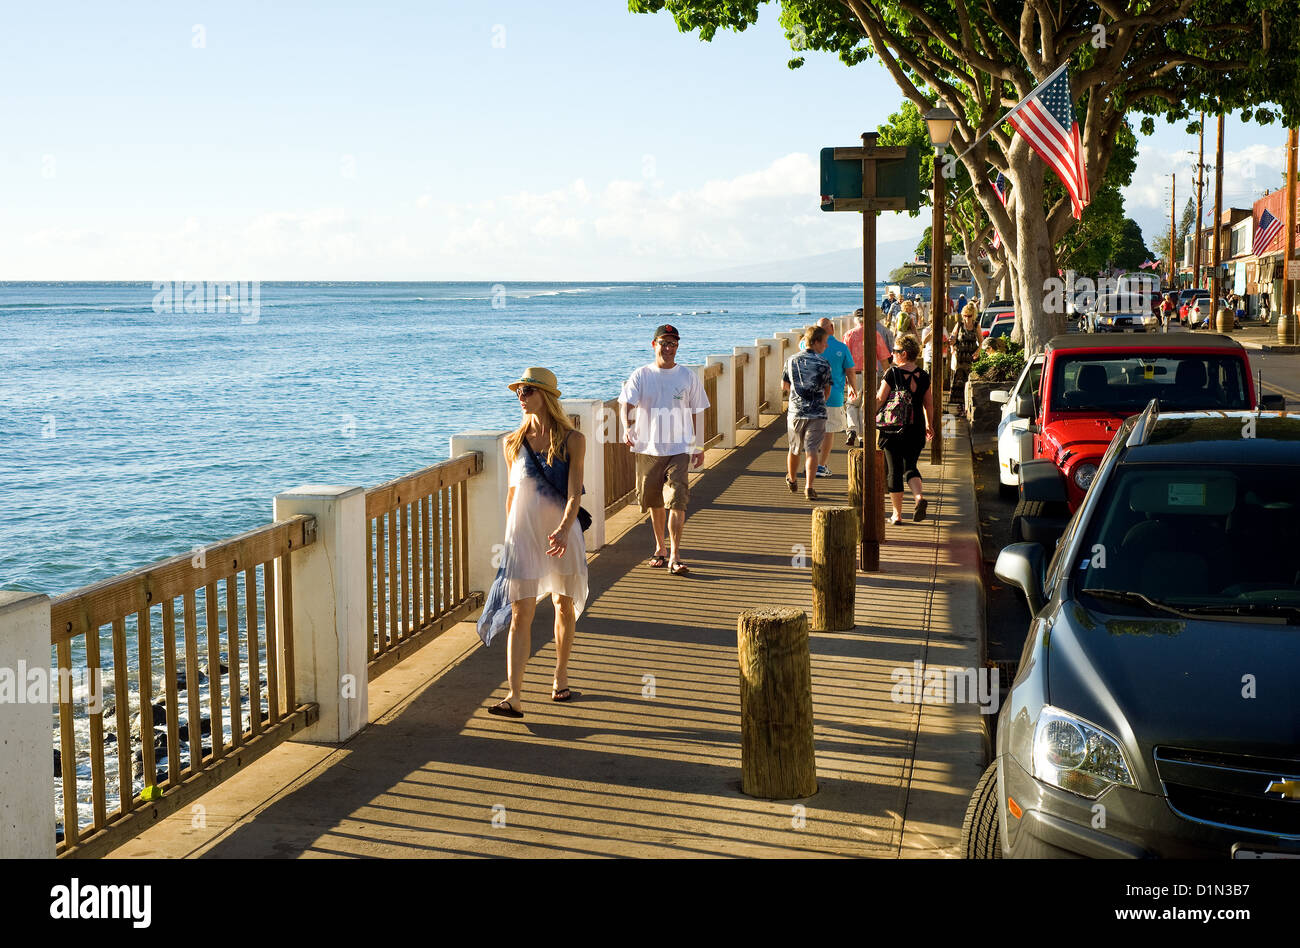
[478,367,588,718]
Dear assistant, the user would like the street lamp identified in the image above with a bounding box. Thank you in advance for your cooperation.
[924,106,957,463]
[924,106,958,153]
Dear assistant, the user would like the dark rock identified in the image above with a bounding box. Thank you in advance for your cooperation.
[53,749,61,777]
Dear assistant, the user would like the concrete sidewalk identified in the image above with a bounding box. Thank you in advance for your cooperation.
[113,412,988,859]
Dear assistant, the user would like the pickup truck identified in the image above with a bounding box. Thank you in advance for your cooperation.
[1011,333,1285,544]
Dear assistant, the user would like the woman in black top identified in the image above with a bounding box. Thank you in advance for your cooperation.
[876,334,935,524]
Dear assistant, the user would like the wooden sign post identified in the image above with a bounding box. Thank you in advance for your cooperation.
[819,137,919,570]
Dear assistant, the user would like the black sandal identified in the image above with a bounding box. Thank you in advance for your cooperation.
[488,700,523,718]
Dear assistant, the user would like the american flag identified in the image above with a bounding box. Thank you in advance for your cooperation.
[1253,208,1283,256]
[990,173,1008,249]
[1005,62,1090,219]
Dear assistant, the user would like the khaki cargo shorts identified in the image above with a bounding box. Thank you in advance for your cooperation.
[636,452,690,511]
[788,415,826,456]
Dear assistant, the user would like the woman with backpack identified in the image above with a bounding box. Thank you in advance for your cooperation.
[875,334,935,525]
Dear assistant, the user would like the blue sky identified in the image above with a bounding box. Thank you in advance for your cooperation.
[1,1,1289,280]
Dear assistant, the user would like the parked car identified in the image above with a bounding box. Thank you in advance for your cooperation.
[979,301,1014,339]
[964,406,1300,858]
[986,312,1015,340]
[989,353,1045,497]
[1189,296,1230,329]
[1178,289,1212,324]
[1010,333,1281,545]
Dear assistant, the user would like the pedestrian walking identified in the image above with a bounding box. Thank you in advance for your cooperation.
[813,317,856,477]
[783,325,833,500]
[620,324,710,576]
[876,335,935,525]
[950,303,980,413]
[842,308,888,446]
[479,368,588,717]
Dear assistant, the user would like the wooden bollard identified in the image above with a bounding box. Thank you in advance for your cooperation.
[847,447,887,543]
[847,448,863,525]
[737,608,818,799]
[812,506,857,631]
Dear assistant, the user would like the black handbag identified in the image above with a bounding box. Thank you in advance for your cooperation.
[522,437,592,532]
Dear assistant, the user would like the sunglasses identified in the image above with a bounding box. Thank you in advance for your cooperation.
[516,385,537,398]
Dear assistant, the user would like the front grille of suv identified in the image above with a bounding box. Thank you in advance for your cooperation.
[1155,747,1300,837]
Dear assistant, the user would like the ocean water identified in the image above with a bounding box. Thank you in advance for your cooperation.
[0,281,885,596]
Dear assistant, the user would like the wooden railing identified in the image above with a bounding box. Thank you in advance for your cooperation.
[364,453,483,679]
[701,363,722,448]
[602,397,637,516]
[758,344,771,412]
[50,515,319,858]
[734,352,749,427]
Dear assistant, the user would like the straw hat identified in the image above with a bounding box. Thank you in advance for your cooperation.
[507,367,561,398]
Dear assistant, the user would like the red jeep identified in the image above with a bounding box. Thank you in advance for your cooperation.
[1011,333,1282,543]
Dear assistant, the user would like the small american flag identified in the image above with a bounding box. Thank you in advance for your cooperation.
[1253,208,1283,256]
[990,173,1008,249]
[1005,62,1090,219]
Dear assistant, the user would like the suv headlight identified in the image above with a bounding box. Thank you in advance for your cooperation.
[1032,706,1135,798]
[1072,462,1098,490]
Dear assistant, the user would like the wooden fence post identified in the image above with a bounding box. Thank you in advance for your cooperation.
[737,607,817,799]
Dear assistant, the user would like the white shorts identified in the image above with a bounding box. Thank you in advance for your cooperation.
[825,405,848,433]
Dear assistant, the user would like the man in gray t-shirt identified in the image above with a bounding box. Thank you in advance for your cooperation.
[782,325,832,499]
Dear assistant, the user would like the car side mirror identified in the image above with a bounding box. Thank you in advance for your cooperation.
[1261,394,1286,411]
[995,542,1048,615]
[989,390,1010,405]
[1016,395,1035,419]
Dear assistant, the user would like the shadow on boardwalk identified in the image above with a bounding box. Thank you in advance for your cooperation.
[116,414,987,859]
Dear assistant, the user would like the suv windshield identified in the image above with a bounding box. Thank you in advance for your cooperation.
[1077,463,1300,612]
[1048,353,1250,413]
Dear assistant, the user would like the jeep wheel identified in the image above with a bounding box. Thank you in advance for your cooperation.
[1010,498,1045,542]
[961,761,1003,859]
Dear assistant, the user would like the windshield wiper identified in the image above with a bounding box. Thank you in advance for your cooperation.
[1079,588,1192,618]
[1175,603,1300,624]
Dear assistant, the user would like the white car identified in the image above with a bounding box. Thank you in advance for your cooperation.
[988,352,1045,497]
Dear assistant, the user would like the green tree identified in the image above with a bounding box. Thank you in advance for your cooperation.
[630,0,1300,353]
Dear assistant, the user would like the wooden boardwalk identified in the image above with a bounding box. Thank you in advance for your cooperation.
[113,412,988,859]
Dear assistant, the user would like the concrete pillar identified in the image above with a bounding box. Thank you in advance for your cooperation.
[705,355,738,449]
[274,486,368,743]
[734,345,760,429]
[449,432,510,603]
[776,330,803,354]
[757,337,788,414]
[0,592,55,857]
[560,399,606,551]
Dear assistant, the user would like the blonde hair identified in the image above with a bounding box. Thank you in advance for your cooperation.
[962,302,978,319]
[505,387,576,466]
[803,325,827,347]
[902,299,917,314]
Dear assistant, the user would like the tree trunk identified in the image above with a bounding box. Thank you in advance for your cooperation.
[970,245,993,307]
[737,608,818,799]
[1008,147,1065,354]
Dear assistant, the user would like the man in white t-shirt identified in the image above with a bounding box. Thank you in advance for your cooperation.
[620,324,711,576]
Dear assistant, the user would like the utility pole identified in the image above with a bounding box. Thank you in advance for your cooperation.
[1168,174,1176,289]
[1283,127,1298,342]
[1194,112,1205,290]
[1212,113,1225,315]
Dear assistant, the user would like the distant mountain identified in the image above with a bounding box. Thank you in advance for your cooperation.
[677,239,922,284]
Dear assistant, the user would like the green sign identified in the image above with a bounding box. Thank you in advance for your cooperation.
[819,145,921,212]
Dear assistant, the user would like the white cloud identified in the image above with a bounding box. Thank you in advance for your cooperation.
[4,153,924,279]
